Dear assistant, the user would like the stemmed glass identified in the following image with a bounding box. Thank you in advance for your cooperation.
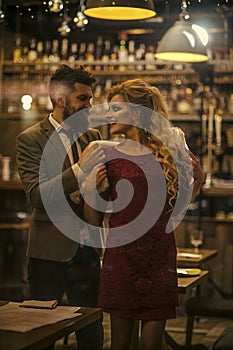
[190,230,203,252]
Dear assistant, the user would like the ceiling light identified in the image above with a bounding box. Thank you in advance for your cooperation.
[84,0,156,21]
[73,11,88,28]
[58,18,71,36]
[155,0,209,63]
[48,0,64,13]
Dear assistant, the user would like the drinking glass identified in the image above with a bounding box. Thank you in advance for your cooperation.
[190,230,203,252]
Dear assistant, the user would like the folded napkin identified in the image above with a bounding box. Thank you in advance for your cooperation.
[19,300,58,309]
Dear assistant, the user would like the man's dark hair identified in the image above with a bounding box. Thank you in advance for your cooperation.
[50,64,97,89]
[49,64,97,106]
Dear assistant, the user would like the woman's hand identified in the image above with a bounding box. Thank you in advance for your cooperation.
[78,144,106,174]
[85,164,109,194]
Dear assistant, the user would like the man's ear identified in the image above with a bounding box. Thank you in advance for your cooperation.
[56,95,66,107]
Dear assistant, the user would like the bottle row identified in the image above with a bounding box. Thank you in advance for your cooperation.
[11,35,157,70]
[1,77,233,116]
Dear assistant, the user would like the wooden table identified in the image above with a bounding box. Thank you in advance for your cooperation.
[0,304,102,350]
[177,248,218,268]
[177,270,209,294]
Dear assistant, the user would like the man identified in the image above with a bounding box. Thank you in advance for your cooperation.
[16,65,105,350]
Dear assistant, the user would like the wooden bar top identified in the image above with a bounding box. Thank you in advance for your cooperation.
[0,180,23,191]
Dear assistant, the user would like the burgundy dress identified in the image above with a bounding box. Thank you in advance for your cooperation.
[98,147,179,320]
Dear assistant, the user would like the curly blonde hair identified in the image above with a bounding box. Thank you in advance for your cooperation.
[106,78,192,210]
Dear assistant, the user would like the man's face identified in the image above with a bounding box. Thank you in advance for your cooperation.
[62,82,93,122]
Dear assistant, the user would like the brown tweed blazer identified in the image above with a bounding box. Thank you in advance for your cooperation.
[16,116,102,261]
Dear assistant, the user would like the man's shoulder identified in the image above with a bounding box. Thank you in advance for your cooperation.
[17,116,50,140]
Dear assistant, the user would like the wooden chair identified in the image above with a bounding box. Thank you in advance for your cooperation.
[185,296,233,349]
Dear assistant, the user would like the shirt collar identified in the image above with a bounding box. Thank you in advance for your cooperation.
[49,113,63,133]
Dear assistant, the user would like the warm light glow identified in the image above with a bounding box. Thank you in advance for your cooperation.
[84,1,156,20]
[183,30,196,47]
[84,7,156,20]
[21,95,33,110]
[192,24,209,46]
[155,17,209,63]
[155,52,208,62]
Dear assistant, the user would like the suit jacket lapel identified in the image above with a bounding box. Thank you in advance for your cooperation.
[41,117,72,169]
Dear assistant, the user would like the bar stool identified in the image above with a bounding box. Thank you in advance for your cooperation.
[185,297,233,349]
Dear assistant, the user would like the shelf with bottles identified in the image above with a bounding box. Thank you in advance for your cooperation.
[2,60,199,81]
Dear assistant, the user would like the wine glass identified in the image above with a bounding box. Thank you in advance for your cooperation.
[190,230,203,252]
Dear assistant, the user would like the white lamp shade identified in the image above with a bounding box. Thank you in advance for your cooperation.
[155,19,209,63]
[84,0,156,20]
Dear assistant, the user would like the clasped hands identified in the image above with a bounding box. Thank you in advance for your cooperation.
[78,143,109,194]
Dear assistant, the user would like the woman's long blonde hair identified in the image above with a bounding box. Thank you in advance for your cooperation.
[107,78,192,210]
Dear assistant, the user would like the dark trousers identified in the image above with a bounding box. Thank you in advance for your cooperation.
[28,246,103,350]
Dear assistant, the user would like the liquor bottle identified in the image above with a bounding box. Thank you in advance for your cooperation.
[49,39,60,71]
[68,42,78,64]
[145,45,156,70]
[60,38,69,61]
[128,40,135,71]
[95,36,103,71]
[35,41,44,70]
[13,36,22,63]
[21,46,29,63]
[78,42,86,61]
[105,78,112,91]
[109,44,118,72]
[135,43,145,71]
[27,38,38,63]
[42,40,51,69]
[85,42,95,71]
[118,32,128,72]
[85,42,95,61]
[101,39,111,71]
[94,84,102,100]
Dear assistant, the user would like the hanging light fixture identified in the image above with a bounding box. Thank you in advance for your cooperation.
[84,0,156,21]
[74,0,88,28]
[154,0,209,63]
[58,6,71,36]
[48,0,64,13]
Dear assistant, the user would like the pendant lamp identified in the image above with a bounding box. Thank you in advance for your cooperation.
[155,0,209,63]
[84,0,156,21]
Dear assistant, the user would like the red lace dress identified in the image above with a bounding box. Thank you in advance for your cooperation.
[98,147,179,320]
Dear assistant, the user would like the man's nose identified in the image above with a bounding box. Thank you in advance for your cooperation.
[84,100,92,108]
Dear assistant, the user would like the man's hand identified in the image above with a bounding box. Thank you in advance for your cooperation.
[189,151,205,184]
[189,151,205,201]
[78,144,106,174]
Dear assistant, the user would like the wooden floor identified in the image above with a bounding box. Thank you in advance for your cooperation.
[55,310,233,350]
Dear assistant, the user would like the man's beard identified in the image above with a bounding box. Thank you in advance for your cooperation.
[63,105,90,134]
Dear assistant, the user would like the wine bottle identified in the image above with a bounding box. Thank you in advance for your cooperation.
[95,36,103,71]
[128,40,135,71]
[13,36,22,63]
[60,38,69,61]
[68,42,78,64]
[27,38,38,63]
[101,40,111,71]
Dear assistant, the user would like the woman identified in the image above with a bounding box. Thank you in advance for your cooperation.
[83,79,204,350]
